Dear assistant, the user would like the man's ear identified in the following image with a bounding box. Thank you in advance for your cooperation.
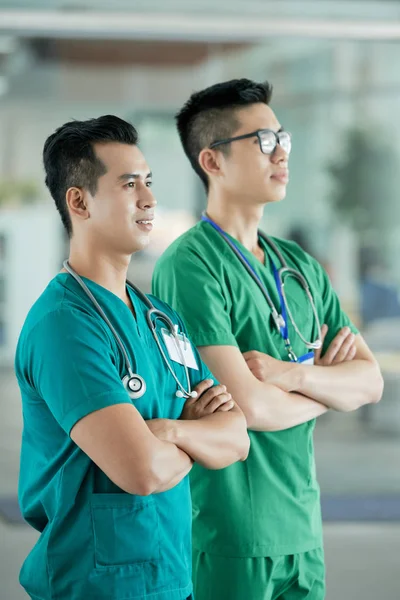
[198,148,222,179]
[66,187,90,221]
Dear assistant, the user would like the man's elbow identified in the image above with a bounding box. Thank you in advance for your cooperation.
[118,458,162,496]
[210,416,250,469]
[360,362,384,407]
[115,476,156,497]
[237,429,251,461]
[368,366,384,405]
[233,410,251,460]
[215,405,251,460]
[207,442,250,470]
[218,426,250,467]
[128,480,157,497]
[342,365,384,412]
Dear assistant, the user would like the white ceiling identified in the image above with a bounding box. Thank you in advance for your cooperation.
[1,1,400,43]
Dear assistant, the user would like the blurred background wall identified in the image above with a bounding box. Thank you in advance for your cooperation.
[0,1,399,598]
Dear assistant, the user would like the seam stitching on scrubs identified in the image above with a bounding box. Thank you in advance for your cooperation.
[26,306,116,356]
[184,331,237,345]
[191,538,323,557]
[174,302,237,347]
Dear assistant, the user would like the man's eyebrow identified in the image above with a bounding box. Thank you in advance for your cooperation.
[261,126,283,133]
[117,171,152,182]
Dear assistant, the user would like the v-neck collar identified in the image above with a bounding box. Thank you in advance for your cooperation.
[259,236,280,271]
[57,272,147,339]
[219,229,280,274]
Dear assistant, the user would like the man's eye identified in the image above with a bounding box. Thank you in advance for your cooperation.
[126,182,135,188]
[146,181,153,188]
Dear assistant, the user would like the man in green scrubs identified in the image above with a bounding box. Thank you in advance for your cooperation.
[15,115,249,600]
[152,79,384,599]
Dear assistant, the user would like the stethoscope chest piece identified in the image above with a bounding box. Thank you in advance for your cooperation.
[123,374,146,400]
[63,259,196,401]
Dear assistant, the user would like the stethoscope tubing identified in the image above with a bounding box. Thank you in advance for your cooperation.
[62,261,194,398]
[201,217,322,352]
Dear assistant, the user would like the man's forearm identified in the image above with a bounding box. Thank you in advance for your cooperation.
[158,408,249,470]
[196,345,328,434]
[293,360,384,412]
[248,382,329,431]
[152,444,193,493]
[149,440,193,493]
[140,424,194,493]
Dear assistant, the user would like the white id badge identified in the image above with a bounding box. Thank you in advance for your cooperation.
[161,328,199,370]
[298,351,315,365]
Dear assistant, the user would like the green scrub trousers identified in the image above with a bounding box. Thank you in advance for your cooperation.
[193,548,325,600]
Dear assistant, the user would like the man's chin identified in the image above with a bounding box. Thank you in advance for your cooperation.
[130,234,151,254]
[262,192,287,205]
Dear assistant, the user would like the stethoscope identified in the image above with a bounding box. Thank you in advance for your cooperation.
[63,261,198,400]
[201,215,322,362]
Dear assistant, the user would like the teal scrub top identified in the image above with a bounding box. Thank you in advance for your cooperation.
[15,273,213,600]
[152,220,358,558]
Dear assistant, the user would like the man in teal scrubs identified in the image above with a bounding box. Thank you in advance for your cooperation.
[152,79,384,599]
[15,115,249,600]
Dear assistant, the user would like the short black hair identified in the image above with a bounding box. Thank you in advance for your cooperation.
[176,78,273,189]
[43,115,138,237]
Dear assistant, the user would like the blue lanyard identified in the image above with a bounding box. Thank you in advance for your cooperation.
[201,215,289,341]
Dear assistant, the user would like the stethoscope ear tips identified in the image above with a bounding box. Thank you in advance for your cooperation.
[175,389,198,399]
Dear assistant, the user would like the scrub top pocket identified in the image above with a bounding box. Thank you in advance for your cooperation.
[91,493,160,568]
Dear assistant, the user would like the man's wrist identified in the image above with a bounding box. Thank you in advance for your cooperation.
[170,419,194,454]
[290,362,307,392]
[147,418,181,444]
[163,419,180,444]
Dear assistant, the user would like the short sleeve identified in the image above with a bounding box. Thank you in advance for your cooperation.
[21,308,130,434]
[153,249,237,348]
[311,258,359,351]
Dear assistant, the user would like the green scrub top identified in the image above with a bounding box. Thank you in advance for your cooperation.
[152,220,357,558]
[15,272,213,600]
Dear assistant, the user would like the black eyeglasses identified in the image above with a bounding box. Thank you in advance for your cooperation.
[209,128,292,156]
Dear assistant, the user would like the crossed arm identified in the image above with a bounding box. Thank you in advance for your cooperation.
[244,326,383,412]
[198,327,383,432]
[71,379,249,496]
[146,379,249,470]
